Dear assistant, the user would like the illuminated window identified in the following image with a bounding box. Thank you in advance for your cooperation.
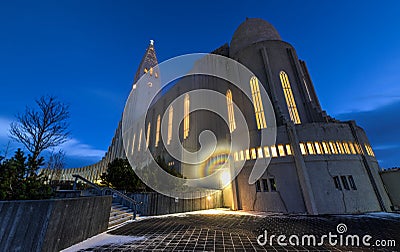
[226,90,236,133]
[271,145,278,157]
[251,148,257,159]
[264,146,270,157]
[336,141,344,154]
[329,141,338,154]
[343,142,350,154]
[257,147,264,158]
[370,145,375,157]
[138,128,142,151]
[355,143,363,154]
[348,142,356,154]
[250,76,267,129]
[307,142,315,155]
[299,143,307,155]
[314,142,322,154]
[131,134,136,155]
[155,115,160,147]
[245,149,250,160]
[322,141,330,154]
[184,94,190,139]
[239,150,244,161]
[285,144,292,155]
[146,122,151,148]
[278,144,286,156]
[167,106,173,145]
[234,152,238,161]
[279,71,301,124]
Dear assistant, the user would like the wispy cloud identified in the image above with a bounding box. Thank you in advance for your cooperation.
[58,138,106,158]
[0,117,12,139]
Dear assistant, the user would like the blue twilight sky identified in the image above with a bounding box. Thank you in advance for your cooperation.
[0,1,399,168]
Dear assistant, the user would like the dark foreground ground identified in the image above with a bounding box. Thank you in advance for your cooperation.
[70,210,400,251]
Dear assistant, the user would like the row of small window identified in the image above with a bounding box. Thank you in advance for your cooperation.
[333,175,357,191]
[255,178,277,192]
[299,141,375,157]
[233,141,375,162]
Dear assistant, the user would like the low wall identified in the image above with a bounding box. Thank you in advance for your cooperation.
[122,191,223,216]
[0,195,112,252]
[380,169,400,210]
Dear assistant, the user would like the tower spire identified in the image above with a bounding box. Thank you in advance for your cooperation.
[133,40,158,85]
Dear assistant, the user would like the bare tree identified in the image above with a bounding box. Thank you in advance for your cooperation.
[46,149,65,182]
[10,96,70,169]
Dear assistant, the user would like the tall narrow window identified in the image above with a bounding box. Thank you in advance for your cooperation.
[184,94,190,139]
[279,71,301,124]
[131,134,136,155]
[146,122,151,149]
[155,115,161,147]
[249,76,267,129]
[138,128,142,151]
[226,90,236,132]
[167,106,173,145]
[341,176,350,190]
[255,180,261,192]
[333,176,342,190]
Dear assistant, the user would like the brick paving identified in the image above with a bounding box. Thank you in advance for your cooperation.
[75,210,400,251]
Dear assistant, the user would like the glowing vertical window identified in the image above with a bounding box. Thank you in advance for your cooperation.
[146,122,151,148]
[249,76,267,129]
[234,152,239,161]
[264,146,270,157]
[131,134,136,155]
[155,115,160,147]
[299,143,307,155]
[329,141,338,154]
[285,144,292,155]
[278,144,286,156]
[322,141,330,154]
[184,94,190,139]
[314,142,322,154]
[343,142,350,154]
[138,128,142,151]
[307,142,315,154]
[226,90,236,133]
[167,106,173,145]
[348,142,356,154]
[245,149,250,160]
[257,147,264,158]
[271,145,278,157]
[251,148,257,159]
[355,143,363,154]
[335,141,343,154]
[239,150,244,161]
[279,71,301,124]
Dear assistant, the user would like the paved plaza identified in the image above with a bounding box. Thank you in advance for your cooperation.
[67,209,400,251]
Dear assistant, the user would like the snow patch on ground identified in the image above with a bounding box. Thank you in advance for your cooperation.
[61,233,145,252]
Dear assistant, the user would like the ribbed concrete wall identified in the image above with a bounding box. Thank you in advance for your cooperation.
[126,191,223,216]
[0,196,112,252]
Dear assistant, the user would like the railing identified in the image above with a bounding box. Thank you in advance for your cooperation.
[72,174,142,219]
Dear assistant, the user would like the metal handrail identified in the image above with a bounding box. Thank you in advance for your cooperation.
[72,174,142,219]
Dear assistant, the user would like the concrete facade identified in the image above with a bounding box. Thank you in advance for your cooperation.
[380,168,400,210]
[54,18,393,215]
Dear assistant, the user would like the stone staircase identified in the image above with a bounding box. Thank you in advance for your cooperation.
[108,202,135,229]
